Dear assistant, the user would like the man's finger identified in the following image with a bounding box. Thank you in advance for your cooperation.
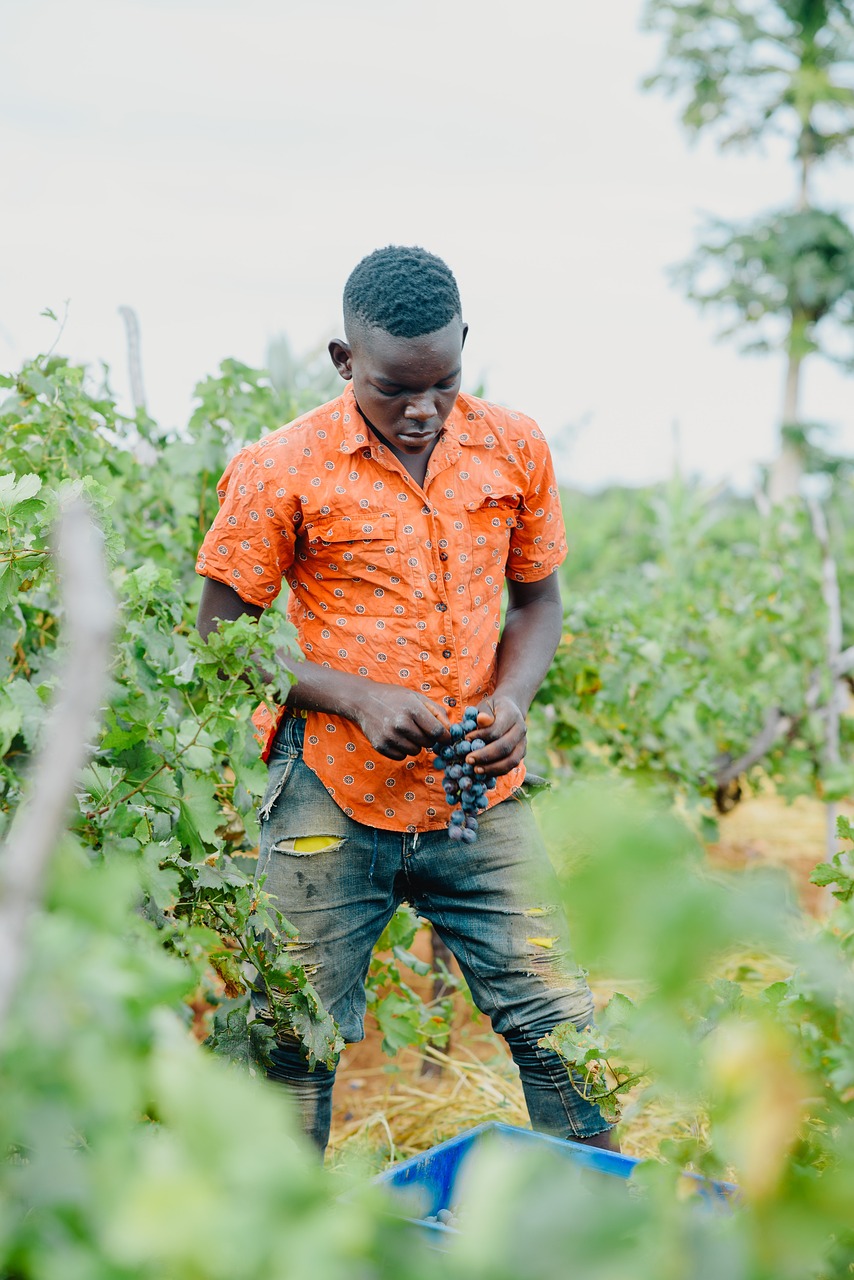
[468,723,526,769]
[415,697,452,735]
[467,735,518,765]
[476,701,496,729]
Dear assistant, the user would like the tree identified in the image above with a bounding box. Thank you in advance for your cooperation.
[677,207,854,495]
[644,0,854,499]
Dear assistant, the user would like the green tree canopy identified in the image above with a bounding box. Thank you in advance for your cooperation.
[678,207,854,364]
[643,0,854,174]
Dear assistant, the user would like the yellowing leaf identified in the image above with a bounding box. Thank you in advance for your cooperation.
[707,1017,807,1203]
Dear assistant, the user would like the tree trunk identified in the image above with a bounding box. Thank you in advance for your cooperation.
[797,145,812,213]
[768,346,804,505]
[769,119,812,507]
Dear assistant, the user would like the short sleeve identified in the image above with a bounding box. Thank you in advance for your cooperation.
[506,426,567,583]
[195,443,296,606]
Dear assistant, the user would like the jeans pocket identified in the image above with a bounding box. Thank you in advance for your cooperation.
[258,749,298,824]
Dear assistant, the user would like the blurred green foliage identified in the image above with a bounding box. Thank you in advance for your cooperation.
[534,472,854,830]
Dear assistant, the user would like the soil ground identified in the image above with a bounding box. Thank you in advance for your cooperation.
[326,785,848,1170]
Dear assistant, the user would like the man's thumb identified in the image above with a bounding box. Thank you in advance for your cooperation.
[477,700,496,726]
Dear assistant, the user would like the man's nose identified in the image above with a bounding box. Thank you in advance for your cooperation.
[404,394,436,422]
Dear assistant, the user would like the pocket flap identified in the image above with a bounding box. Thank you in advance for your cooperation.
[463,492,524,524]
[306,512,397,543]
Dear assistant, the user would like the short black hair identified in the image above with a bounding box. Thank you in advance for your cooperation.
[343,245,462,340]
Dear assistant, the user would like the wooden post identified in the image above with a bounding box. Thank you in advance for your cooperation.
[0,500,114,1042]
[808,497,848,870]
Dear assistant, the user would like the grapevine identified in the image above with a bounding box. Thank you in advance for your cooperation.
[433,705,496,842]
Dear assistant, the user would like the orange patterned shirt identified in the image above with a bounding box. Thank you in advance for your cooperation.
[196,384,567,832]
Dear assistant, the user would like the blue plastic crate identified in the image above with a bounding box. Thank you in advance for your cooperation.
[375,1122,736,1237]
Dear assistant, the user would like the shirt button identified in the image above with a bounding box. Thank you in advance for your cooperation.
[442,649,452,658]
[422,505,431,515]
[445,696,457,707]
[436,602,447,612]
[439,552,448,561]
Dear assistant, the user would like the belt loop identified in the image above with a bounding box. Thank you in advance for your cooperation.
[287,716,306,751]
[368,828,379,886]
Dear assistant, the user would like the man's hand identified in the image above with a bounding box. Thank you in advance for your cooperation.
[355,685,452,761]
[464,695,527,777]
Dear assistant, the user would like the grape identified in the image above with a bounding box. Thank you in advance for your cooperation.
[432,717,491,842]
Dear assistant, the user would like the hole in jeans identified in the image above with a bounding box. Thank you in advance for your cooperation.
[272,835,345,855]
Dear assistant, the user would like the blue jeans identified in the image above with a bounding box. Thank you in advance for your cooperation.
[254,716,610,1153]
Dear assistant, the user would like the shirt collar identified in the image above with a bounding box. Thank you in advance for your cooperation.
[331,383,372,455]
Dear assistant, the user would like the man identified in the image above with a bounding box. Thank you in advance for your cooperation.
[196,246,613,1155]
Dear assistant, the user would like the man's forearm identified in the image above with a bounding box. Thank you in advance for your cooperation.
[280,650,451,760]
[280,651,382,723]
[492,593,563,716]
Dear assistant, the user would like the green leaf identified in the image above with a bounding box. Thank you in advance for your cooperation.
[175,773,223,858]
[205,1003,276,1071]
[372,991,428,1055]
[288,996,344,1068]
[0,472,42,513]
[837,814,854,843]
[375,904,420,953]
[809,852,854,899]
[822,764,854,803]
[101,714,151,752]
[0,688,24,756]
[391,945,432,977]
[5,678,47,749]
[810,861,842,888]
[140,843,182,912]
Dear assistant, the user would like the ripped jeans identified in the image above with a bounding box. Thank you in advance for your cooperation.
[253,716,611,1153]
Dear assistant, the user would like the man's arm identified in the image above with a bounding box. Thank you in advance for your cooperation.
[196,577,450,759]
[467,572,563,777]
[197,577,265,638]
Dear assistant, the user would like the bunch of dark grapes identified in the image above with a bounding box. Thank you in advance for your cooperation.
[433,705,497,843]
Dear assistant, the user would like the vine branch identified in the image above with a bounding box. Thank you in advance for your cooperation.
[0,499,115,1042]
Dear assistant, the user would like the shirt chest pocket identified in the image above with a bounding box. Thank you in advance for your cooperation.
[302,510,399,584]
[464,492,524,561]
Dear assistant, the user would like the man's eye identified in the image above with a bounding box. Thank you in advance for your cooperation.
[377,387,402,397]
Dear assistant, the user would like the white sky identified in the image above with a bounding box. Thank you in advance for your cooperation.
[2,0,853,490]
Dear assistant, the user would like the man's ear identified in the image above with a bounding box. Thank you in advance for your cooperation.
[461,321,469,351]
[328,338,353,381]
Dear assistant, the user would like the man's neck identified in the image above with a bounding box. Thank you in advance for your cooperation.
[379,434,435,487]
[356,406,439,488]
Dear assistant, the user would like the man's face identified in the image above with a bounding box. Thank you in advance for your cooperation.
[329,317,467,458]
